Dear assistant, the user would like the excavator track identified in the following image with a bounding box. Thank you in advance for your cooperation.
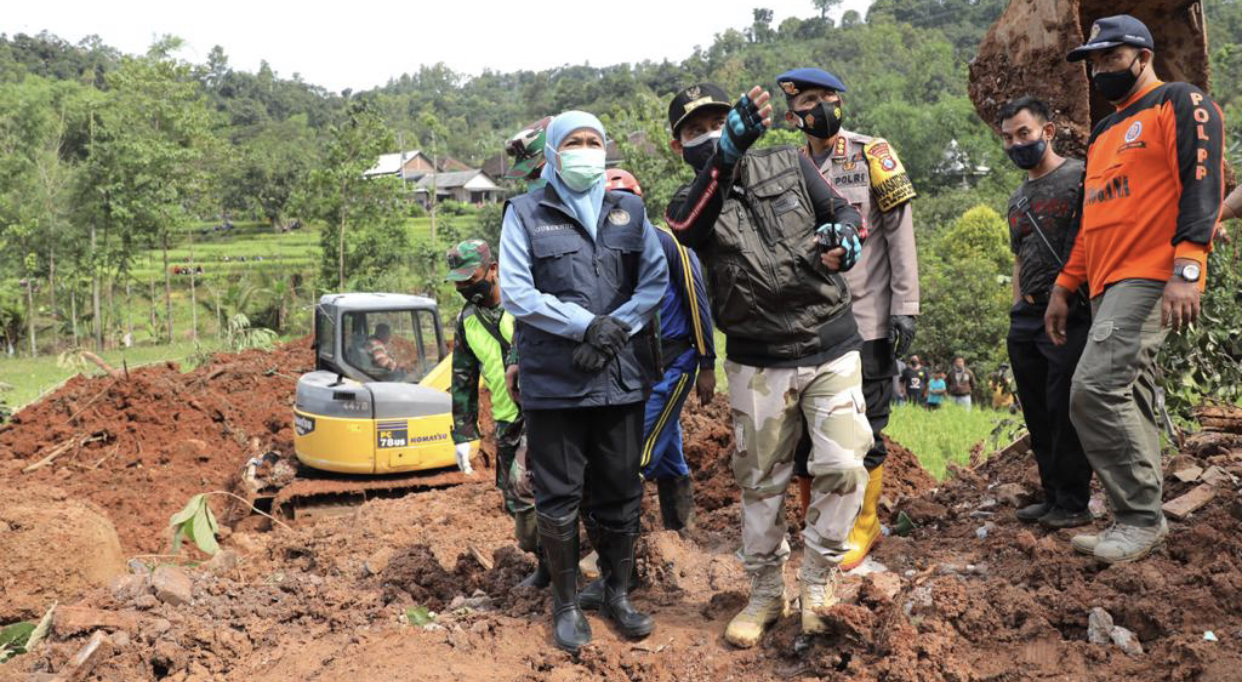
[254,465,477,521]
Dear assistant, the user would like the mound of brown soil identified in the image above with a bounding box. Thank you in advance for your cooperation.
[0,340,314,555]
[0,485,125,622]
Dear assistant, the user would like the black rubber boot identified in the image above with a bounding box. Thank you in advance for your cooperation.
[657,478,680,531]
[671,474,696,533]
[589,520,655,639]
[517,547,551,589]
[657,475,697,533]
[578,577,605,610]
[538,513,592,653]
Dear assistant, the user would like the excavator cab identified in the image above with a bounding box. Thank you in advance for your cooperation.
[294,293,464,476]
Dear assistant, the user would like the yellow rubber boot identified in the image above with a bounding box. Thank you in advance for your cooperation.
[840,465,884,572]
[724,566,788,648]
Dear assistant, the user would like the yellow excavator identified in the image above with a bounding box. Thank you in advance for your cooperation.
[248,293,478,519]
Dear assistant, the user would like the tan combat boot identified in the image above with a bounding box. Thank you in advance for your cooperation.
[725,565,788,648]
[1093,518,1168,564]
[799,551,840,635]
[1071,523,1119,555]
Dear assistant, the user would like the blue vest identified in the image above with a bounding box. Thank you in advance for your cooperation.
[508,186,660,409]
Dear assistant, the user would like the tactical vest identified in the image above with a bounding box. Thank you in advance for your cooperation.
[507,187,660,409]
[458,304,519,424]
[700,146,851,360]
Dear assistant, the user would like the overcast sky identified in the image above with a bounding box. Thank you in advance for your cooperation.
[7,0,873,93]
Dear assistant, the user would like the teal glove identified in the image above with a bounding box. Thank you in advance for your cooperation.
[718,94,767,166]
[815,223,863,271]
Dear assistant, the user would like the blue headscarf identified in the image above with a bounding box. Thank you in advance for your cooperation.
[541,111,607,238]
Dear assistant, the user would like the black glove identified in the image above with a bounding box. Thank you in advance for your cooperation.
[572,342,612,373]
[889,315,917,358]
[718,94,767,166]
[584,316,631,354]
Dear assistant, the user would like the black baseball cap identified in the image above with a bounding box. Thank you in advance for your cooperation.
[1067,15,1155,62]
[668,83,731,137]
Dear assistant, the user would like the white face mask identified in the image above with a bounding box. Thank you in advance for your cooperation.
[683,129,723,148]
[556,148,607,192]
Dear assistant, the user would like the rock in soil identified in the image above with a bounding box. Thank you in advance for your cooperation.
[150,565,193,606]
[0,485,125,621]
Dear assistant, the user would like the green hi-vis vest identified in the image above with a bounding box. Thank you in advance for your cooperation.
[461,306,520,424]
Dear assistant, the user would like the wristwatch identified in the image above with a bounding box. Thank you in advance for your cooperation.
[1173,263,1201,283]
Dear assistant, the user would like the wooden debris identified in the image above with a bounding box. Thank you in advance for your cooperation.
[50,631,112,682]
[1196,404,1242,433]
[1163,484,1217,520]
[54,607,143,637]
[1200,466,1235,488]
[23,435,105,473]
[998,433,1032,458]
[468,544,493,571]
[1172,464,1204,483]
[80,351,122,379]
[23,439,80,474]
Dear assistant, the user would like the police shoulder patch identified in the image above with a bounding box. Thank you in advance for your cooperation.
[607,208,631,225]
[864,138,916,212]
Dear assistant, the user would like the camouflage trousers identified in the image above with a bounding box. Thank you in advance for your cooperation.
[726,351,873,572]
[496,419,536,516]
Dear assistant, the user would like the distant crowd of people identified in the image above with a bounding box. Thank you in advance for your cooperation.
[893,354,1019,412]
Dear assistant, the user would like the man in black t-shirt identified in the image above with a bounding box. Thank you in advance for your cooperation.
[900,355,929,406]
[999,96,1093,529]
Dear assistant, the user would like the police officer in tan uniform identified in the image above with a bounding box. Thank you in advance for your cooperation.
[779,68,919,571]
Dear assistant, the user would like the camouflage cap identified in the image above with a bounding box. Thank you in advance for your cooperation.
[504,117,552,180]
[445,239,493,282]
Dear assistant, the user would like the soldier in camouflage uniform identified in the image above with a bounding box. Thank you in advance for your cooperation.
[447,239,545,588]
[663,82,873,647]
[778,67,920,571]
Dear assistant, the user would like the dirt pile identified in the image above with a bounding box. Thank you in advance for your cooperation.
[0,340,314,554]
[803,410,1242,682]
[0,485,126,622]
[3,373,1240,681]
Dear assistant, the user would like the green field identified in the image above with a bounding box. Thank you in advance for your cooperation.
[129,222,319,282]
[886,402,1012,479]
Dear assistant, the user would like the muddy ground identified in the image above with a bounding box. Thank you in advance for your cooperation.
[1,340,1240,681]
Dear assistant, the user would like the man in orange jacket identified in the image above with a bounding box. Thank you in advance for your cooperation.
[1046,15,1224,564]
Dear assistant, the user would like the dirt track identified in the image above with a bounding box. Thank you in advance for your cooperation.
[1,340,1240,681]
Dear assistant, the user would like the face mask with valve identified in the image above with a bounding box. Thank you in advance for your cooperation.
[792,100,843,139]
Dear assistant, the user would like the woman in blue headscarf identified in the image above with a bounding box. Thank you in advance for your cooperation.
[497,111,668,653]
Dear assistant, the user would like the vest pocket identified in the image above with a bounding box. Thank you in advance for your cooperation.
[519,335,591,399]
[710,262,757,331]
[600,224,643,287]
[530,234,582,294]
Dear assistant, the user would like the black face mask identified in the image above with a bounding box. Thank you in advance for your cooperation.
[1007,138,1047,170]
[1092,55,1142,101]
[793,100,843,139]
[458,278,493,306]
[681,131,721,173]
